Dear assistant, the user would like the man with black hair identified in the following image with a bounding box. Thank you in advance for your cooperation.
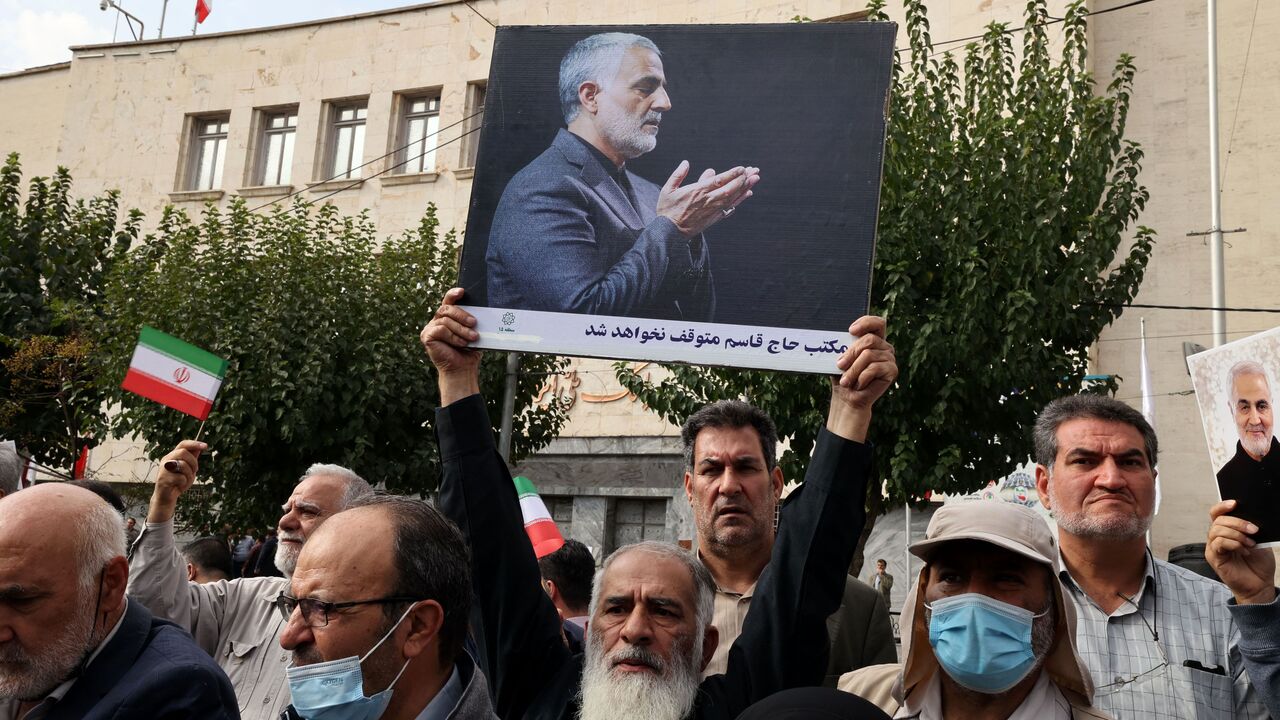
[182,536,234,584]
[538,539,595,651]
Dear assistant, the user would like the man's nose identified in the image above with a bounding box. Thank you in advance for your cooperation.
[278,606,312,651]
[717,469,745,497]
[619,607,654,646]
[278,510,298,532]
[651,86,671,113]
[1093,457,1126,488]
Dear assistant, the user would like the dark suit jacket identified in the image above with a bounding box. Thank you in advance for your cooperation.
[486,129,715,321]
[436,394,872,720]
[47,600,239,720]
[1216,438,1280,545]
[823,576,898,687]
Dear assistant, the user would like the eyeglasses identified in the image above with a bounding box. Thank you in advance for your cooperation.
[275,593,419,628]
[1093,589,1170,694]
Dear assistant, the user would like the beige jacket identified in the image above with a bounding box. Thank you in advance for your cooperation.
[127,520,291,720]
[839,566,1114,719]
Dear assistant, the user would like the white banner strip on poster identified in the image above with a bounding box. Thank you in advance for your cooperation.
[460,305,853,374]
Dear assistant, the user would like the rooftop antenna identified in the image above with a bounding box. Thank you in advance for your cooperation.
[99,0,145,42]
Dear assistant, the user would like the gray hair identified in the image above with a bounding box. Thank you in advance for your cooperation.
[1229,360,1272,400]
[1033,394,1158,470]
[681,400,779,472]
[298,463,371,509]
[349,493,471,662]
[590,541,715,633]
[0,441,20,496]
[76,496,126,593]
[559,32,660,124]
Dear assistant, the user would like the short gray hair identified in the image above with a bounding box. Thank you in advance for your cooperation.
[590,541,715,633]
[1229,360,1272,400]
[559,32,660,124]
[0,441,20,496]
[1033,395,1158,469]
[76,496,126,593]
[298,463,371,509]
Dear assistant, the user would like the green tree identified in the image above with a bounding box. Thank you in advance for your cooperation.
[617,0,1154,511]
[98,198,567,532]
[0,154,140,469]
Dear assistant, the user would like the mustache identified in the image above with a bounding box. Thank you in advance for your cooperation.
[609,645,665,673]
[641,112,663,125]
[277,531,304,543]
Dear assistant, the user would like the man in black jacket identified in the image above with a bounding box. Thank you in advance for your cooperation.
[421,287,897,720]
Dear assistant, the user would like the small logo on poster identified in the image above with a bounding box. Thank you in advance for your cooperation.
[173,367,191,384]
[499,312,516,333]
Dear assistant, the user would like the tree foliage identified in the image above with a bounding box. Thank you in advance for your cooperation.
[98,198,567,531]
[617,0,1154,509]
[0,153,140,469]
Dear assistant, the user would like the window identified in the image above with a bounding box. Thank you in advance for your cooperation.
[609,498,667,551]
[327,102,367,180]
[396,95,440,174]
[461,82,486,168]
[189,116,229,190]
[256,109,297,186]
[544,495,574,534]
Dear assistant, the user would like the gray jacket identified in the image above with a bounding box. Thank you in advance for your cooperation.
[1229,593,1280,718]
[127,519,291,720]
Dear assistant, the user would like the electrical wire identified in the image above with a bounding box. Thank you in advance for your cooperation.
[1220,0,1260,193]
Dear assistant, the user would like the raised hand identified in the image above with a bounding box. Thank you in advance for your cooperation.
[656,162,761,237]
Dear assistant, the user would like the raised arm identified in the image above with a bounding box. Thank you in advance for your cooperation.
[422,288,573,718]
[707,316,897,713]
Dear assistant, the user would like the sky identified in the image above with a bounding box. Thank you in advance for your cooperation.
[0,0,434,73]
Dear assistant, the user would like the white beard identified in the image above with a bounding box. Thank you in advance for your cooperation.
[0,591,96,701]
[274,533,303,577]
[578,630,702,720]
[1242,431,1273,460]
[598,102,660,161]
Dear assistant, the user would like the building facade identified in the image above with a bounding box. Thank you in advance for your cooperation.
[1,0,1276,562]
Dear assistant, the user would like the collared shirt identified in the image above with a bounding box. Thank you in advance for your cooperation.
[1060,553,1267,718]
[894,670,1072,720]
[702,569,759,677]
[413,666,462,720]
[3,599,129,720]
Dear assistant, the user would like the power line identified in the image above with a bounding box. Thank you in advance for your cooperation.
[893,0,1159,57]
[1102,301,1280,314]
[463,1,497,29]
[1221,0,1260,192]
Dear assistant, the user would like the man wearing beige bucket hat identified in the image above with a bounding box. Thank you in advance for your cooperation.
[838,500,1112,719]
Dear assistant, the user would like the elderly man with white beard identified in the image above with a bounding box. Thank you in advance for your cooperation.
[421,287,897,720]
[1,484,238,719]
[127,447,371,719]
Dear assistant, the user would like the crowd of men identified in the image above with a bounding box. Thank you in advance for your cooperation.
[3,30,1280,720]
[2,287,1279,720]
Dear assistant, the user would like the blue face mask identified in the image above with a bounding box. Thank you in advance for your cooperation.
[925,593,1049,694]
[285,604,416,720]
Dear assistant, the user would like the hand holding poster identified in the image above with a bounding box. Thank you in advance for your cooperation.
[458,23,896,373]
[1187,327,1280,547]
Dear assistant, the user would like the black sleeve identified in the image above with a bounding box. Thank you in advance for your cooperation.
[698,428,873,720]
[436,394,573,720]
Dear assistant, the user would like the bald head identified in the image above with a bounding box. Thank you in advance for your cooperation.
[0,485,130,701]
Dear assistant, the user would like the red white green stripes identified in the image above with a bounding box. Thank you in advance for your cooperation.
[514,475,565,558]
[121,326,227,421]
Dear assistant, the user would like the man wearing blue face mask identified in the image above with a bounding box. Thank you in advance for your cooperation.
[839,501,1113,719]
[276,494,497,720]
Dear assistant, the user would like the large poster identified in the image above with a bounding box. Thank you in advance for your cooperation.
[1187,327,1280,547]
[458,23,896,373]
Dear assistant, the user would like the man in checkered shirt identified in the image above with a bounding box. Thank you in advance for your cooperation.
[1032,395,1270,718]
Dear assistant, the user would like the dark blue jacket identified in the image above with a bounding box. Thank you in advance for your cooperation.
[486,129,715,322]
[47,599,239,720]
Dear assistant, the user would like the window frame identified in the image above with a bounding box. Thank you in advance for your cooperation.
[394,92,442,175]
[186,114,230,191]
[254,107,298,187]
[460,81,487,169]
[324,100,369,181]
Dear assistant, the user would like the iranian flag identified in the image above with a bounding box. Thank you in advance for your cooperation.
[195,0,212,24]
[121,326,227,421]
[514,476,565,558]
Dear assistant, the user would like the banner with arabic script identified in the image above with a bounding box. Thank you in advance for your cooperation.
[457,23,896,373]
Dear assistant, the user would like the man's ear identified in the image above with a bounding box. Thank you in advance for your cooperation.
[770,465,785,500]
[543,579,559,602]
[698,624,719,674]
[577,82,602,115]
[402,600,446,661]
[683,471,695,506]
[99,556,130,616]
[1035,464,1052,509]
[186,563,198,582]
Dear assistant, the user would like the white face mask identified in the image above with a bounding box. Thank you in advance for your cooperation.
[284,604,416,720]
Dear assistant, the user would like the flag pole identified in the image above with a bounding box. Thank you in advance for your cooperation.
[194,419,208,442]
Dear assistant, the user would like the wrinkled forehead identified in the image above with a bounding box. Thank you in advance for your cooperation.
[1232,372,1273,402]
[614,46,665,83]
[599,550,697,604]
[284,474,348,512]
